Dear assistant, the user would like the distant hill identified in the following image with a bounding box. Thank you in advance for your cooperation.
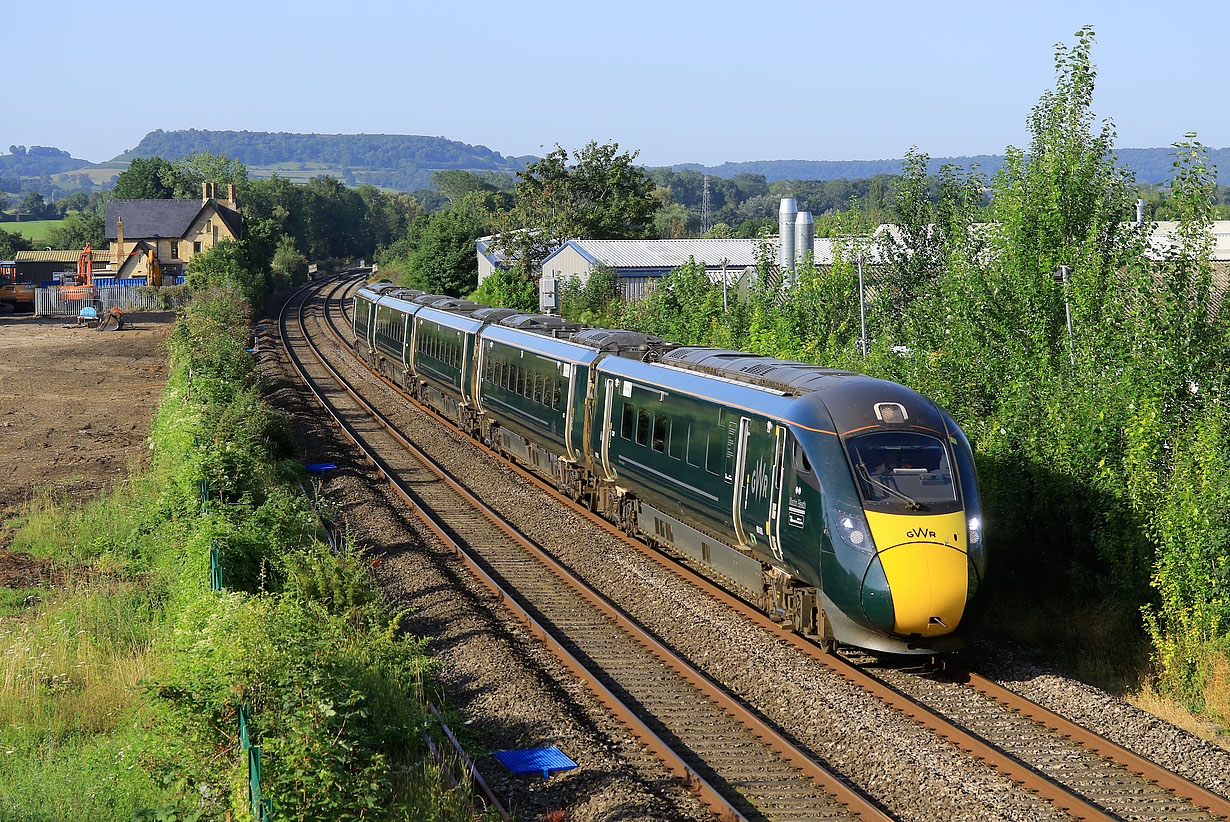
[673,148,1230,185]
[0,146,90,177]
[114,129,538,191]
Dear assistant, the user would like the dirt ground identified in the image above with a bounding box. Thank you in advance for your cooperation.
[0,312,175,575]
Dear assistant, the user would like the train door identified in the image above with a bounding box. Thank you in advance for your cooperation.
[767,426,788,561]
[599,378,616,479]
[732,417,780,555]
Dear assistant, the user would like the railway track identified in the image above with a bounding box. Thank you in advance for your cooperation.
[301,275,1229,822]
[280,276,892,822]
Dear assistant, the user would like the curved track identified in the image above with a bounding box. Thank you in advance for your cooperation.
[281,277,892,822]
[303,275,1229,822]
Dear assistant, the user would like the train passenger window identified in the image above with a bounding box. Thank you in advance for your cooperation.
[794,441,812,473]
[637,408,650,447]
[552,379,563,410]
[668,421,685,459]
[532,375,543,404]
[501,362,510,389]
[621,403,634,440]
[652,412,666,453]
[516,367,525,396]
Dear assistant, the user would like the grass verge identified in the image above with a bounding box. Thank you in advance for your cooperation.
[0,282,488,821]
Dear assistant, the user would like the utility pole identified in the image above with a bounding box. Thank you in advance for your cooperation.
[720,256,729,313]
[1054,265,1075,365]
[857,254,868,356]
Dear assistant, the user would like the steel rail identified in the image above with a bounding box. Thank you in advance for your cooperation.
[324,279,1229,822]
[286,278,893,822]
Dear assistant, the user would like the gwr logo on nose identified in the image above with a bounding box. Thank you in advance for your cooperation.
[906,527,937,539]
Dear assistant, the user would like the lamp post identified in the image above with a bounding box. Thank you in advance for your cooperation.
[1054,265,1074,365]
[720,256,729,314]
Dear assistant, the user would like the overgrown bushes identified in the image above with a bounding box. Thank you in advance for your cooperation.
[561,30,1230,717]
[0,282,480,820]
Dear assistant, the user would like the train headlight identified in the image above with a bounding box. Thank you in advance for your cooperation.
[833,507,876,554]
[967,516,982,547]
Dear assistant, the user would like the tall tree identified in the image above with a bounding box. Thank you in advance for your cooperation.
[489,141,655,276]
[111,156,184,199]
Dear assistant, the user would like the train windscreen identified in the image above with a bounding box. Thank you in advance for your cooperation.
[846,431,957,509]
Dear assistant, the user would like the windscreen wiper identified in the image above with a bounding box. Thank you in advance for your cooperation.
[856,462,923,510]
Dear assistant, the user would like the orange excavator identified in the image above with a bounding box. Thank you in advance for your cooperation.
[59,243,98,301]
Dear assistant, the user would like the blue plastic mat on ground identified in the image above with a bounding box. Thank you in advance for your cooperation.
[305,463,338,473]
[493,747,577,779]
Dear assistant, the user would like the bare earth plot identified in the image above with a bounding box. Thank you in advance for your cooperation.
[0,313,174,572]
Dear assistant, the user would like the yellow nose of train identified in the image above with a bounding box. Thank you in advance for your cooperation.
[864,510,969,637]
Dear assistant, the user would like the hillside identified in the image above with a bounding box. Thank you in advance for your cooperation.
[674,147,1230,185]
[114,129,537,191]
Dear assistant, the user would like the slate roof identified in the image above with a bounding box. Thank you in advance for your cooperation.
[104,199,242,241]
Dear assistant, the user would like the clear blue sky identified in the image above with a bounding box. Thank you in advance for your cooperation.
[8,0,1226,166]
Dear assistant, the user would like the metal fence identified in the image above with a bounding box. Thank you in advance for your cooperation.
[34,285,188,316]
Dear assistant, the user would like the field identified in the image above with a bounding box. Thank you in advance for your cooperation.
[0,219,64,243]
[0,313,173,525]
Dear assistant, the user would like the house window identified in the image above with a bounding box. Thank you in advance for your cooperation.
[205,219,212,232]
[170,242,179,259]
[193,242,201,254]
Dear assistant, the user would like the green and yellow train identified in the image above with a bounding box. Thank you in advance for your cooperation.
[353,283,986,655]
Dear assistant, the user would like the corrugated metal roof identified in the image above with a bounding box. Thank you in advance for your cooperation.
[553,239,764,269]
[15,249,116,262]
[544,237,859,269]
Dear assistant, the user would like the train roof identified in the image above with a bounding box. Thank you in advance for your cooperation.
[661,347,861,395]
[499,313,584,338]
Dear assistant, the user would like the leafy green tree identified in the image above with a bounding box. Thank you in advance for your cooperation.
[469,267,537,311]
[404,211,483,295]
[112,156,185,199]
[187,239,266,306]
[45,213,105,249]
[489,141,655,275]
[0,227,33,258]
[55,191,90,214]
[270,234,309,290]
[19,191,49,218]
[172,152,249,198]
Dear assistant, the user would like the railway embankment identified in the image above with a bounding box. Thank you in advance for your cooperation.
[0,281,481,820]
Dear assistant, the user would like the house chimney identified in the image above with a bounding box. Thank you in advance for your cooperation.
[227,183,236,208]
[202,182,210,203]
[116,218,124,261]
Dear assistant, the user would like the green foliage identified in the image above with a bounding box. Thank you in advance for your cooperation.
[469,266,538,311]
[111,157,184,200]
[558,267,619,323]
[380,210,483,296]
[570,30,1230,712]
[0,225,37,257]
[45,211,105,249]
[270,234,309,290]
[489,141,656,274]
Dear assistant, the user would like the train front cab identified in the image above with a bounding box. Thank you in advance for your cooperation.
[792,399,985,655]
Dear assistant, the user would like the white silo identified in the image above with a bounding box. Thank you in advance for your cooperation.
[790,211,814,284]
[778,198,798,272]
